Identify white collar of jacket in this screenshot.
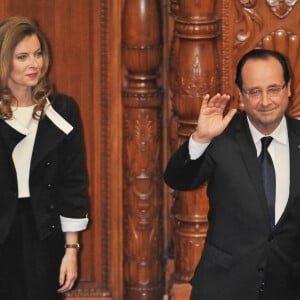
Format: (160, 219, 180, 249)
(5, 98, 74, 135)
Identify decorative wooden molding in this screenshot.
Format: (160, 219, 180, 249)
(235, 1, 263, 49)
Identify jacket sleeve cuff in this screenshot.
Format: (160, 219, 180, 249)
(60, 215, 89, 232)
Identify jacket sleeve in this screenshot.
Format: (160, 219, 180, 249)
(53, 95, 89, 220)
(164, 139, 214, 191)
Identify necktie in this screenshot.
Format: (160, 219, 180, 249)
(258, 136, 276, 226)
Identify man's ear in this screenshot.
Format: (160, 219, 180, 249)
(235, 84, 242, 95)
(287, 80, 292, 98)
(236, 85, 244, 108)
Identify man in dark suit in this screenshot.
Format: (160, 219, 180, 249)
(164, 49, 300, 300)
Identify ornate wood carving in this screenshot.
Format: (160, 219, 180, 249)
(235, 1, 263, 49)
(168, 0, 219, 281)
(258, 29, 300, 117)
(266, 0, 299, 18)
(122, 0, 164, 299)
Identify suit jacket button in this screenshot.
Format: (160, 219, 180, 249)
(257, 267, 264, 272)
(259, 282, 265, 292)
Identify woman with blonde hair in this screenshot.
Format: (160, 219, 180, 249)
(0, 16, 89, 300)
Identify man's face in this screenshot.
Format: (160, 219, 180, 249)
(239, 56, 291, 135)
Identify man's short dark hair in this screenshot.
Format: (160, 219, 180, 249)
(235, 49, 291, 91)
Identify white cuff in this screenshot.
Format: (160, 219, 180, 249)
(60, 215, 89, 232)
(189, 136, 209, 160)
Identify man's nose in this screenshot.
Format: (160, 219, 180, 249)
(260, 90, 272, 105)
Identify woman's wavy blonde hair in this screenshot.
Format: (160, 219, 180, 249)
(0, 16, 52, 120)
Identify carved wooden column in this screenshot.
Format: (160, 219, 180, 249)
(168, 0, 220, 281)
(122, 0, 164, 299)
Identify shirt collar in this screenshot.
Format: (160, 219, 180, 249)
(4, 98, 73, 135)
(4, 117, 31, 135)
(43, 98, 73, 135)
(247, 115, 288, 146)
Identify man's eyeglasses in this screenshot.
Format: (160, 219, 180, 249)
(241, 83, 287, 100)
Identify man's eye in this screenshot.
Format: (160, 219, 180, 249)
(268, 87, 281, 94)
(248, 89, 262, 96)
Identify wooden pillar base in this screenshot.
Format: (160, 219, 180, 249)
(165, 259, 192, 300)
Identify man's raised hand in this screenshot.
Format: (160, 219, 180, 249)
(192, 93, 237, 143)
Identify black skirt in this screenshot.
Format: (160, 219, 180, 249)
(0, 198, 65, 300)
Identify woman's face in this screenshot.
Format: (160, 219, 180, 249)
(7, 34, 43, 92)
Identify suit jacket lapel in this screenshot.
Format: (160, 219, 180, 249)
(0, 120, 25, 153)
(235, 113, 272, 226)
(278, 117, 300, 222)
(30, 116, 67, 171)
(0, 100, 73, 173)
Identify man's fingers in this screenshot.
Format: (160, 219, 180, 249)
(223, 108, 237, 125)
(200, 94, 210, 109)
(208, 93, 230, 108)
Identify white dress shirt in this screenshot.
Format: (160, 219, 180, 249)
(189, 116, 290, 224)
